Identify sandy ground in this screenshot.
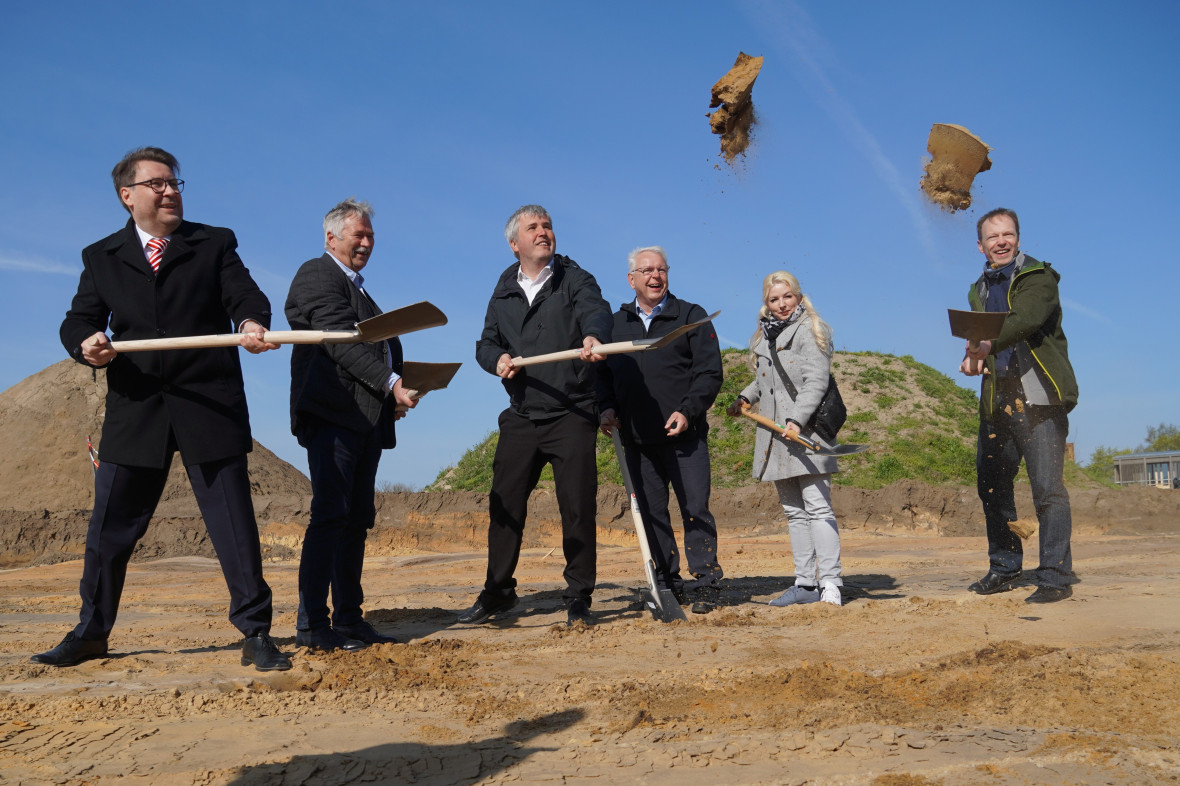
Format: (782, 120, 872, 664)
(2, 522, 1179, 785)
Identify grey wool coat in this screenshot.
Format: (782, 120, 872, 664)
(739, 315, 839, 481)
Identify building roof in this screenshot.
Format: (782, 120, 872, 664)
(1113, 450, 1180, 461)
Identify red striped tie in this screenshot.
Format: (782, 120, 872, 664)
(147, 237, 169, 273)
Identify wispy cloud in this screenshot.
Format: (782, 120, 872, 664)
(1061, 297, 1114, 325)
(739, 0, 939, 264)
(0, 253, 79, 276)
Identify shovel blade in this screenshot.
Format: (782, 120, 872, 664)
(356, 302, 448, 343)
(400, 361, 461, 396)
(948, 309, 1006, 342)
(639, 310, 721, 351)
(639, 587, 687, 622)
(825, 443, 871, 456)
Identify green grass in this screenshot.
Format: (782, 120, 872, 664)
(429, 349, 988, 493)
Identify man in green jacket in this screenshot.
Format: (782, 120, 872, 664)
(961, 208, 1078, 603)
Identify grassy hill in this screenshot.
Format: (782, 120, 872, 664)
(428, 349, 1100, 492)
(431, 349, 1014, 490)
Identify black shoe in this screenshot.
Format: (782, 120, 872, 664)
(334, 620, 399, 645)
(566, 598, 594, 627)
(1025, 585, 1073, 604)
(691, 584, 720, 615)
(295, 627, 368, 652)
(968, 571, 1023, 595)
(665, 574, 686, 604)
(30, 632, 108, 667)
(457, 593, 518, 624)
(241, 633, 292, 671)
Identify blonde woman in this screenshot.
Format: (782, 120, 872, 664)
(726, 271, 843, 606)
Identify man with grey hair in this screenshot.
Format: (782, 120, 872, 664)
(464, 205, 612, 626)
(598, 246, 724, 613)
(285, 198, 417, 651)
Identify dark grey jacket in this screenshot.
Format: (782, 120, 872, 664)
(475, 254, 612, 421)
(285, 254, 402, 448)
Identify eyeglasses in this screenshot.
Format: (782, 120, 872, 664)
(632, 267, 669, 278)
(127, 178, 185, 194)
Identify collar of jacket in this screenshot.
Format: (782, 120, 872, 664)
(492, 253, 577, 299)
(973, 252, 1045, 302)
(106, 218, 206, 273)
(620, 292, 681, 320)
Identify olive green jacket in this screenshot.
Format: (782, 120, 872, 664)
(967, 253, 1078, 421)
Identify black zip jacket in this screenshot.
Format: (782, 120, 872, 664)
(476, 254, 612, 421)
(597, 294, 722, 445)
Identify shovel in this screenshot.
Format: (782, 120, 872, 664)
(738, 403, 869, 456)
(948, 308, 1006, 354)
(610, 427, 688, 623)
(507, 311, 720, 369)
(109, 301, 448, 352)
(397, 361, 462, 412)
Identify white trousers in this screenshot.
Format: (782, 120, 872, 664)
(774, 474, 842, 587)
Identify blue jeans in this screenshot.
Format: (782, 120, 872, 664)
(976, 394, 1075, 588)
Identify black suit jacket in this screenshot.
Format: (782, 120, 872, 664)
(285, 254, 402, 448)
(60, 219, 272, 468)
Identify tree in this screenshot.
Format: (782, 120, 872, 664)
(1086, 445, 1132, 482)
(1142, 423, 1180, 453)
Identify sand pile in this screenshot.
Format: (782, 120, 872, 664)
(0, 359, 311, 566)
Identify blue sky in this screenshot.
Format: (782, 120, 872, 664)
(2, 1, 1178, 488)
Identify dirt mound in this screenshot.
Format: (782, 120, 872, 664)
(920, 123, 992, 212)
(0, 360, 310, 567)
(709, 51, 763, 164)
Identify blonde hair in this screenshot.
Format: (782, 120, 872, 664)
(747, 270, 833, 356)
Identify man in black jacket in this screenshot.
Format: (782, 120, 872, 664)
(285, 199, 417, 651)
(38, 147, 289, 671)
(598, 247, 724, 613)
(463, 205, 612, 626)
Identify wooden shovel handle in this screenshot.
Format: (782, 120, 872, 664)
(110, 330, 358, 352)
(737, 403, 823, 452)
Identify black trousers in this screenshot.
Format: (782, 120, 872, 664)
(625, 430, 722, 589)
(75, 453, 273, 640)
(296, 417, 383, 631)
(485, 409, 598, 603)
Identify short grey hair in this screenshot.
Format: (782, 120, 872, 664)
(504, 204, 551, 244)
(627, 246, 669, 273)
(324, 198, 375, 250)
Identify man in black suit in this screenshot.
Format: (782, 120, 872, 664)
(37, 147, 290, 671)
(285, 199, 416, 651)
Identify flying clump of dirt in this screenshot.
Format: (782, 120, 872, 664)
(709, 52, 764, 164)
(920, 123, 992, 211)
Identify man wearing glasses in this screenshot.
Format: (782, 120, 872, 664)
(36, 147, 291, 671)
(598, 247, 724, 613)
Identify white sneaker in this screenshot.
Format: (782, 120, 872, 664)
(820, 584, 842, 606)
(769, 585, 819, 606)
